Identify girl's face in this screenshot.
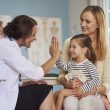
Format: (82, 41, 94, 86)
(80, 11, 98, 36)
(69, 39, 86, 62)
(24, 25, 37, 48)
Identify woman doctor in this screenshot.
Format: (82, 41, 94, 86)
(0, 15, 59, 110)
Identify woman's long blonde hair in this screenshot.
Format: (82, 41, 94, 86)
(80, 5, 107, 61)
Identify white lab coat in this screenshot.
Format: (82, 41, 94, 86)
(0, 37, 44, 110)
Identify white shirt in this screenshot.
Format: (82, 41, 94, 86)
(0, 37, 44, 110)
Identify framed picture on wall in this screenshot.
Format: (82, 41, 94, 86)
(0, 15, 12, 37)
(27, 17, 62, 66)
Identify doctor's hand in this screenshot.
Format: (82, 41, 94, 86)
(31, 80, 48, 85)
(22, 80, 47, 86)
(35, 80, 48, 84)
(49, 37, 60, 60)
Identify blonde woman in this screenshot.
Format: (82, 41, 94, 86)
(58, 5, 110, 110)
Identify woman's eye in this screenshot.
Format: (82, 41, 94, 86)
(86, 20, 91, 23)
(72, 45, 75, 48)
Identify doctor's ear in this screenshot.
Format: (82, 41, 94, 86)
(83, 47, 88, 54)
(21, 38, 26, 46)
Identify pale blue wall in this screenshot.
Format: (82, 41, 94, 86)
(0, 0, 69, 42)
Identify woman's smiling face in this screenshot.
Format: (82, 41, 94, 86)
(80, 11, 98, 36)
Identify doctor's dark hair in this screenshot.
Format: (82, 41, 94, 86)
(3, 15, 37, 40)
(70, 34, 96, 64)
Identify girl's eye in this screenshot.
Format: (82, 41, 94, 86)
(73, 46, 75, 49)
(69, 45, 71, 48)
(70, 45, 75, 49)
(32, 34, 36, 38)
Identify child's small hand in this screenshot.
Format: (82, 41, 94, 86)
(70, 79, 83, 89)
(72, 87, 84, 98)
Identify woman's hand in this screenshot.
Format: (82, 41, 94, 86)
(60, 77, 83, 89)
(68, 80, 84, 98)
(69, 79, 83, 89)
(41, 37, 60, 74)
(21, 80, 47, 86)
(72, 88, 84, 99)
(81, 88, 96, 97)
(32, 80, 48, 84)
(49, 37, 60, 60)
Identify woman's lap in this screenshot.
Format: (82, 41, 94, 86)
(15, 84, 53, 110)
(63, 96, 78, 110)
(63, 95, 106, 110)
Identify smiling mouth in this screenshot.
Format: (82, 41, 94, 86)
(70, 53, 75, 56)
(82, 28, 87, 31)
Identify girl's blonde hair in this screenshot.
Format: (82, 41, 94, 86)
(80, 5, 107, 61)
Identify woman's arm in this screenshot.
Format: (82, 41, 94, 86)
(81, 85, 106, 97)
(2, 37, 59, 81)
(41, 37, 60, 74)
(101, 47, 110, 94)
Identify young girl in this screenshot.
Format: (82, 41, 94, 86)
(55, 34, 100, 110)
